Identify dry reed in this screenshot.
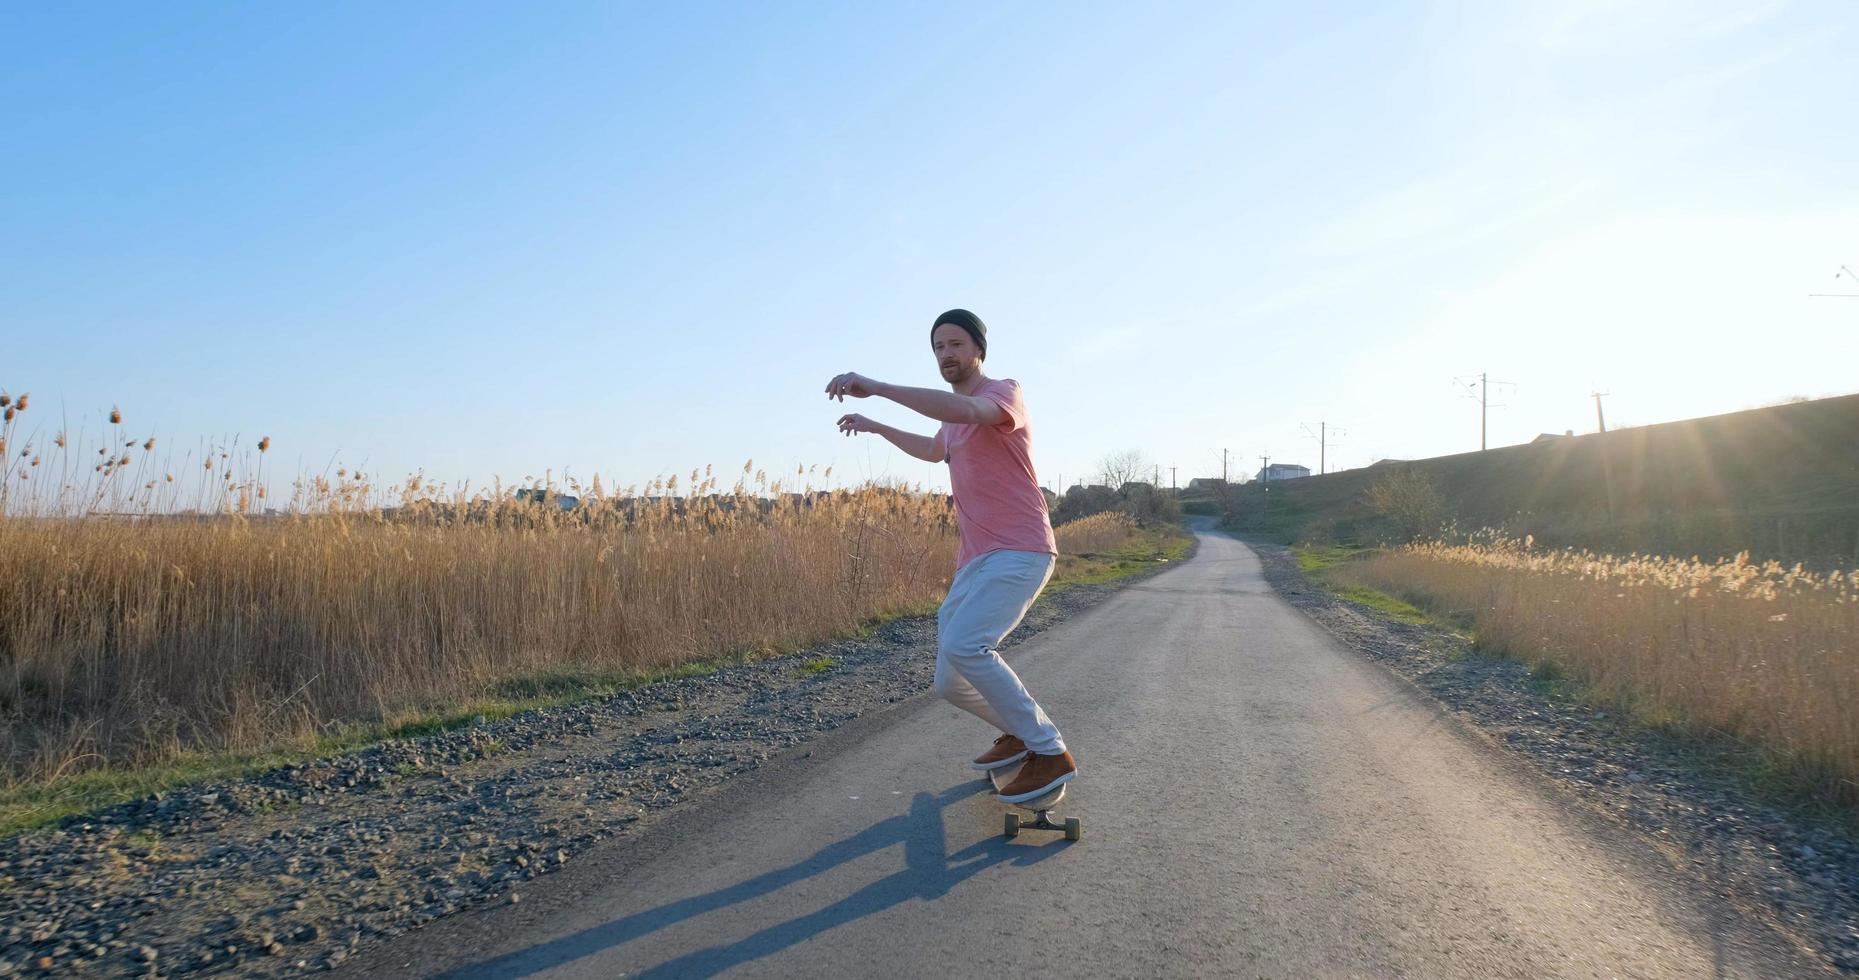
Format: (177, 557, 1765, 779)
(0, 395, 1165, 790)
(0, 476, 961, 786)
(1336, 534, 1858, 807)
(1053, 511, 1146, 555)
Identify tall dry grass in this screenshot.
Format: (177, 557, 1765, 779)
(1053, 511, 1144, 554)
(0, 474, 960, 786)
(0, 393, 277, 519)
(1336, 534, 1859, 807)
(0, 394, 1168, 792)
(0, 392, 969, 783)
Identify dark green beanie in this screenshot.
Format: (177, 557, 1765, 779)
(932, 309, 986, 357)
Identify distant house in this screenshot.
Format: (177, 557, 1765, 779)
(515, 488, 580, 510)
(1185, 477, 1228, 493)
(1256, 463, 1311, 482)
(1118, 481, 1156, 495)
(1531, 430, 1577, 443)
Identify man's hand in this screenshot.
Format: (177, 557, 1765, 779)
(837, 413, 881, 437)
(837, 413, 939, 461)
(824, 372, 883, 402)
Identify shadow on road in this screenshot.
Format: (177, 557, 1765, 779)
(437, 778, 1066, 979)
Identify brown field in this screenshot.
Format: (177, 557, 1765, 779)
(1333, 535, 1859, 808)
(1049, 510, 1145, 555)
(0, 470, 955, 784)
(0, 394, 1181, 811)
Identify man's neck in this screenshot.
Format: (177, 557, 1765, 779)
(950, 370, 991, 397)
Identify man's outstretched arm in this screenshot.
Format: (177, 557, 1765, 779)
(875, 381, 1005, 426)
(837, 413, 944, 462)
(825, 372, 1004, 426)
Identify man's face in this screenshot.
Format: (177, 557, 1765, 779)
(932, 323, 982, 385)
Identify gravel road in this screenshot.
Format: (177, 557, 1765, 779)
(327, 523, 1837, 978)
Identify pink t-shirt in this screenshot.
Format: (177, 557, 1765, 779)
(937, 378, 1058, 570)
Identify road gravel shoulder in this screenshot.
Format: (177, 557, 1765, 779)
(1245, 536, 1859, 975)
(0, 540, 1194, 979)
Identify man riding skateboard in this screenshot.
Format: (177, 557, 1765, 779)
(825, 309, 1077, 805)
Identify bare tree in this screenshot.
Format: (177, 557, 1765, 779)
(1362, 468, 1445, 543)
(1097, 449, 1149, 489)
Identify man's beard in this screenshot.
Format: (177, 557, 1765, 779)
(940, 360, 974, 384)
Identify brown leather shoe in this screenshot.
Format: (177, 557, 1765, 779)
(995, 750, 1077, 803)
(971, 734, 1029, 771)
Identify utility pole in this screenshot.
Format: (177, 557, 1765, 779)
(1256, 453, 1271, 518)
(1300, 421, 1346, 475)
(1170, 466, 1176, 492)
(1592, 392, 1618, 517)
(1457, 373, 1511, 451)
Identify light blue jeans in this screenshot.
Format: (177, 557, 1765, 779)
(933, 548, 1065, 755)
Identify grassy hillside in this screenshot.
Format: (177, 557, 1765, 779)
(1218, 392, 1859, 565)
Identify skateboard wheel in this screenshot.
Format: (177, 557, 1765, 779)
(1064, 817, 1082, 841)
(1004, 813, 1020, 838)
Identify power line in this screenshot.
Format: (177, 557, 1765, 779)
(1809, 264, 1859, 297)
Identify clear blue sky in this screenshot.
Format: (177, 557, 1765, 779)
(6, 1, 1854, 496)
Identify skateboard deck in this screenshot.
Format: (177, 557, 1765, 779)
(986, 761, 1081, 841)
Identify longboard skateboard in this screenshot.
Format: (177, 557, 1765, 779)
(987, 761, 1081, 841)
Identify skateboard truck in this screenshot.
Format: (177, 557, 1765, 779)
(987, 764, 1082, 841)
(1003, 807, 1081, 841)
